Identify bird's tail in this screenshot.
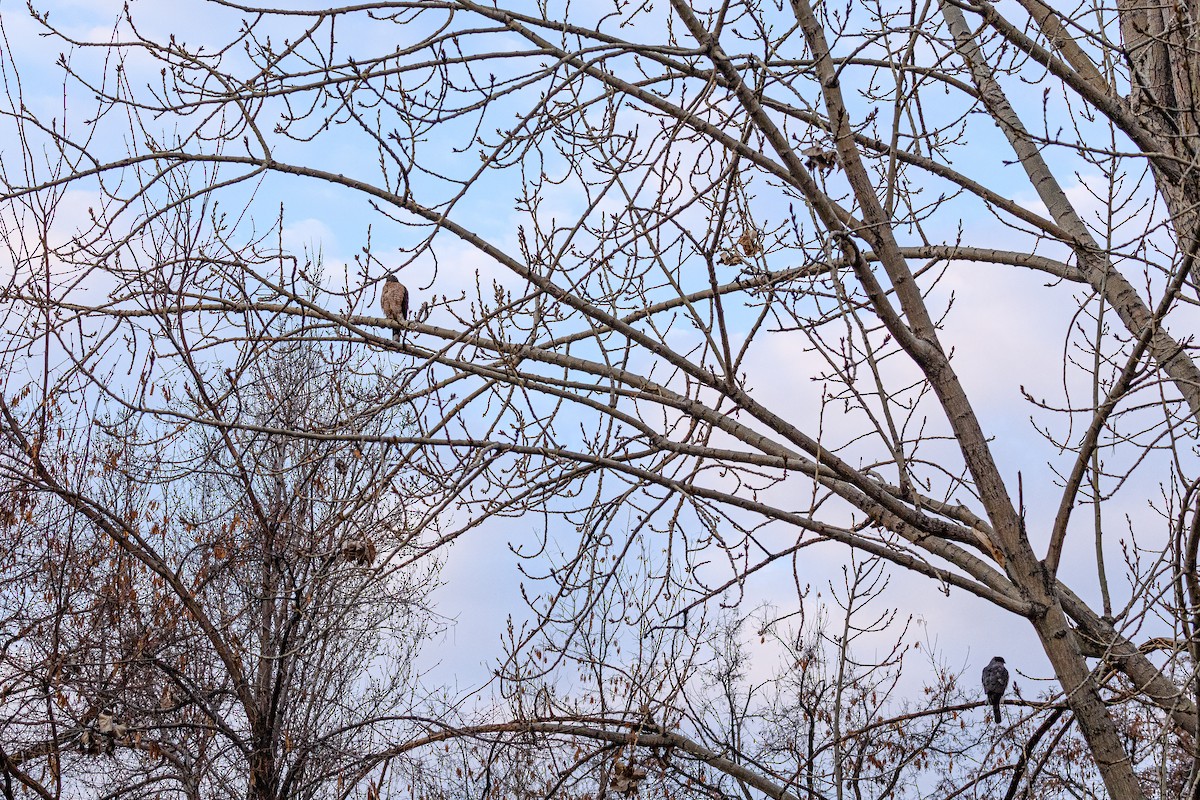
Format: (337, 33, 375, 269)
(393, 328, 401, 342)
(992, 698, 1001, 723)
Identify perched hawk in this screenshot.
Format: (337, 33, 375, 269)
(982, 656, 1009, 723)
(380, 273, 410, 340)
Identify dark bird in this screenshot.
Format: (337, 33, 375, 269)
(380, 273, 410, 340)
(982, 656, 1009, 723)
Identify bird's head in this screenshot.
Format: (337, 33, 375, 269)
(992, 656, 1006, 664)
(384, 272, 398, 283)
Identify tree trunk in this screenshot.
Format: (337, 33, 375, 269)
(1031, 593, 1143, 798)
(1118, 0, 1200, 285)
(249, 749, 277, 800)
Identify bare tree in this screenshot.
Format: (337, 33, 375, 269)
(0, 320, 438, 798)
(2, 0, 1200, 796)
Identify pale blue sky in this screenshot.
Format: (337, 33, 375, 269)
(1, 0, 1191, 728)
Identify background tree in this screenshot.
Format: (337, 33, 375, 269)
(2, 0, 1200, 796)
(0, 296, 438, 799)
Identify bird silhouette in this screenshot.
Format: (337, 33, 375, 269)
(380, 273, 410, 340)
(981, 656, 1009, 723)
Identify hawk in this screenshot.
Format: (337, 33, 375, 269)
(380, 273, 410, 340)
(982, 656, 1009, 723)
